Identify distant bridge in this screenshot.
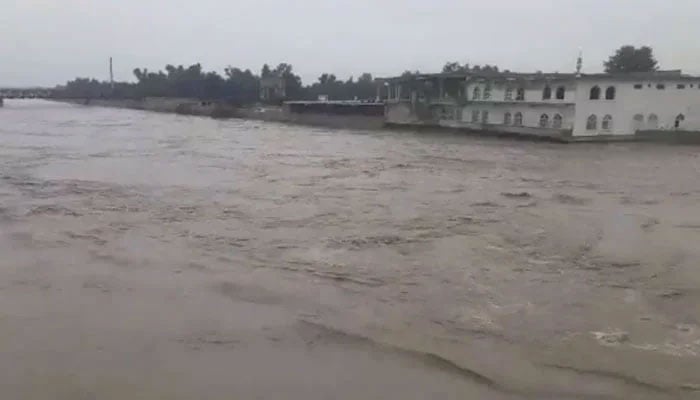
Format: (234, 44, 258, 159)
(0, 88, 55, 99)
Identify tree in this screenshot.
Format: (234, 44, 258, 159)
(357, 73, 373, 84)
(442, 62, 462, 73)
(303, 72, 378, 101)
(355, 73, 376, 99)
(224, 67, 259, 103)
(442, 62, 470, 73)
(273, 63, 303, 99)
(604, 45, 658, 73)
(401, 70, 420, 77)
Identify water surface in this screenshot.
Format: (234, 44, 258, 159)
(1, 100, 699, 399)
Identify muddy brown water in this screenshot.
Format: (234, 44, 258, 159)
(1, 100, 699, 399)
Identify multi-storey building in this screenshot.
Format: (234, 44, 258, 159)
(384, 70, 700, 140)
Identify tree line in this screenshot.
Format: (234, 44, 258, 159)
(56, 46, 659, 103)
(57, 62, 380, 104)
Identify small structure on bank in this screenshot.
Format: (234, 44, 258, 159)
(260, 74, 286, 103)
(382, 68, 700, 141)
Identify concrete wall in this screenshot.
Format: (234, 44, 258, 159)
(385, 101, 431, 125)
(175, 101, 222, 116)
(572, 79, 700, 137)
(439, 119, 570, 140)
(237, 106, 384, 129)
(56, 98, 383, 130)
(61, 98, 143, 109)
(65, 97, 198, 113)
(143, 97, 195, 113)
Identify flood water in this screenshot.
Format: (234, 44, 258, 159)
(1, 100, 699, 399)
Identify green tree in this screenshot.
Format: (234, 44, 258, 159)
(59, 78, 113, 98)
(132, 68, 169, 97)
(401, 70, 420, 77)
(441, 62, 499, 74)
(442, 62, 469, 73)
(303, 72, 378, 101)
(224, 67, 259, 103)
(355, 73, 376, 99)
(274, 63, 303, 99)
(604, 45, 659, 73)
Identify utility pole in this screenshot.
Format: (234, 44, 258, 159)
(109, 57, 114, 90)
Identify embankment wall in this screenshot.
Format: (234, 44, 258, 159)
(56, 98, 384, 130)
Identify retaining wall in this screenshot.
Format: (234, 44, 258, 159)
(56, 98, 384, 130)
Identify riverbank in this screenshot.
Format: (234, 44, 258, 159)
(55, 98, 386, 130)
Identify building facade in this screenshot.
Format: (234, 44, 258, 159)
(384, 70, 700, 140)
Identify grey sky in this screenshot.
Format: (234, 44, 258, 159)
(2, 0, 700, 87)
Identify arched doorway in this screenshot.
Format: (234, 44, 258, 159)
(553, 114, 563, 129)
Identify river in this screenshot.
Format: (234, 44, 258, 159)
(1, 100, 699, 399)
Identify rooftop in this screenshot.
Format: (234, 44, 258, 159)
(380, 70, 696, 83)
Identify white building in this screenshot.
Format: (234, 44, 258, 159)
(384, 70, 700, 140)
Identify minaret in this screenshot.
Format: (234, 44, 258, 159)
(576, 48, 583, 77)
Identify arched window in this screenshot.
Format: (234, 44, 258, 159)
(539, 114, 550, 128)
(482, 110, 489, 124)
(675, 114, 685, 129)
(586, 115, 597, 130)
(633, 114, 644, 130)
(483, 86, 491, 100)
(471, 109, 480, 122)
(648, 114, 658, 129)
(605, 86, 616, 100)
(473, 87, 481, 100)
(556, 86, 566, 100)
(542, 86, 552, 100)
(516, 88, 525, 101)
(504, 88, 513, 101)
(590, 86, 601, 100)
(553, 114, 563, 129)
(514, 112, 523, 126)
(504, 112, 512, 125)
(602, 115, 613, 130)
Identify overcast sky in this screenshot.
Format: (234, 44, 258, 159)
(2, 0, 700, 87)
